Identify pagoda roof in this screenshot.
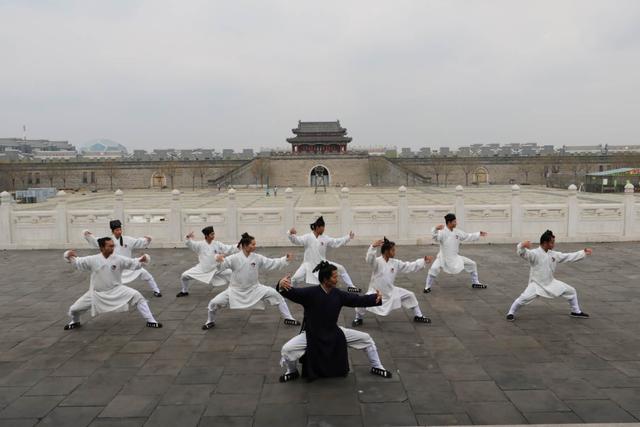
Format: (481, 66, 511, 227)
(292, 121, 347, 134)
(287, 135, 352, 144)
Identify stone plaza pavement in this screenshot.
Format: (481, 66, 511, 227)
(1, 243, 640, 426)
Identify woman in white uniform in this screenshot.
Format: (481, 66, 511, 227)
(202, 232, 300, 329)
(353, 237, 433, 326)
(507, 230, 592, 321)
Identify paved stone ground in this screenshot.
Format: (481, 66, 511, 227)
(1, 242, 640, 426)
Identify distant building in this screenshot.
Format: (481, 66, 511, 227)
(562, 145, 603, 155)
(287, 120, 352, 155)
(400, 147, 413, 158)
(418, 147, 431, 157)
(0, 138, 74, 153)
(80, 139, 127, 156)
(439, 147, 451, 156)
(240, 148, 254, 159)
(222, 149, 235, 159)
(33, 150, 77, 160)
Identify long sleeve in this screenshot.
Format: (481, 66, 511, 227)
(516, 243, 536, 263)
(395, 258, 426, 274)
(365, 245, 378, 266)
(431, 227, 442, 242)
(555, 250, 586, 264)
(258, 254, 289, 271)
(215, 255, 233, 271)
(129, 237, 150, 250)
(83, 232, 99, 248)
(326, 234, 350, 248)
(219, 242, 239, 256)
(276, 281, 310, 305)
(458, 230, 480, 242)
(120, 256, 144, 271)
(340, 291, 380, 308)
(185, 238, 199, 253)
(67, 254, 94, 272)
(287, 232, 305, 246)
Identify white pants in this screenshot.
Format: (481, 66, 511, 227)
(206, 287, 293, 323)
(508, 284, 581, 315)
(291, 262, 356, 288)
(139, 268, 160, 293)
(426, 256, 479, 288)
(181, 269, 232, 292)
(68, 293, 157, 324)
(280, 327, 383, 373)
(355, 288, 423, 319)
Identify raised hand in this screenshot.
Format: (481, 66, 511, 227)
(83, 230, 92, 237)
(349, 231, 355, 239)
(521, 240, 532, 249)
(138, 254, 149, 263)
(186, 231, 195, 239)
(289, 227, 297, 235)
(285, 253, 294, 261)
(144, 236, 152, 242)
(424, 255, 434, 263)
(67, 249, 77, 259)
(372, 239, 384, 248)
(279, 274, 292, 291)
(435, 224, 444, 231)
(584, 248, 593, 256)
(480, 231, 488, 237)
(215, 254, 225, 263)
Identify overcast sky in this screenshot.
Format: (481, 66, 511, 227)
(1, 0, 639, 151)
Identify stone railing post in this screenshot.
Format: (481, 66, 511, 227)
(623, 182, 635, 237)
(398, 186, 408, 240)
(455, 185, 465, 229)
(169, 189, 182, 244)
(567, 184, 578, 238)
(284, 188, 294, 235)
(339, 187, 352, 236)
(55, 190, 69, 245)
(114, 189, 124, 221)
(0, 191, 12, 246)
(227, 188, 238, 242)
(511, 184, 522, 238)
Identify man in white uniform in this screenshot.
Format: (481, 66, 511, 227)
(84, 220, 161, 297)
(202, 232, 300, 329)
(507, 230, 592, 321)
(177, 226, 238, 297)
(288, 216, 360, 292)
(353, 237, 433, 326)
(424, 213, 488, 293)
(63, 237, 162, 330)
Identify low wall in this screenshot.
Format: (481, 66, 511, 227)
(0, 184, 637, 250)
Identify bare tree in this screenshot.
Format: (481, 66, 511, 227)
(195, 165, 208, 189)
(162, 161, 178, 189)
(431, 158, 450, 186)
(104, 160, 119, 191)
(517, 164, 533, 184)
(250, 159, 271, 186)
(460, 160, 480, 186)
(368, 157, 387, 186)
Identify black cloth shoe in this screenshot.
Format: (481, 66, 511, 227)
(176, 291, 189, 297)
(279, 370, 300, 383)
(64, 322, 81, 330)
(414, 316, 431, 324)
(146, 322, 163, 328)
(570, 312, 590, 318)
(352, 318, 363, 327)
(348, 287, 362, 293)
(506, 314, 515, 322)
(153, 291, 162, 297)
(370, 367, 392, 378)
(202, 322, 215, 330)
(423, 288, 432, 294)
(471, 283, 487, 289)
(283, 319, 301, 326)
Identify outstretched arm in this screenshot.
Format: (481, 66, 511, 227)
(287, 228, 305, 246)
(218, 241, 240, 255)
(395, 258, 427, 274)
(341, 289, 382, 308)
(82, 230, 99, 248)
(121, 254, 148, 271)
(276, 275, 310, 305)
(556, 248, 589, 263)
(326, 232, 353, 248)
(258, 253, 291, 271)
(457, 229, 481, 242)
(64, 250, 93, 272)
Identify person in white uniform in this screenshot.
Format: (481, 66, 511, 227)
(202, 232, 300, 330)
(288, 216, 360, 292)
(353, 237, 433, 326)
(63, 237, 162, 330)
(84, 220, 162, 297)
(424, 213, 488, 293)
(506, 229, 592, 321)
(176, 226, 238, 297)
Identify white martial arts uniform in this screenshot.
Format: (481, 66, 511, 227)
(180, 238, 239, 292)
(287, 231, 356, 287)
(355, 245, 426, 320)
(206, 252, 294, 322)
(508, 243, 585, 315)
(280, 327, 383, 374)
(64, 251, 158, 324)
(84, 231, 160, 293)
(426, 226, 481, 289)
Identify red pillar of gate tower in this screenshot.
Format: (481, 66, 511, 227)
(287, 120, 352, 155)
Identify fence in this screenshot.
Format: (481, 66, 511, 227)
(0, 184, 637, 250)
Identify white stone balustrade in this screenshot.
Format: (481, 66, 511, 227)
(0, 185, 638, 249)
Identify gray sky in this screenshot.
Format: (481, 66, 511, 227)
(1, 0, 639, 151)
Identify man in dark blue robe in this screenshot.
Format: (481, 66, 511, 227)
(277, 261, 392, 382)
